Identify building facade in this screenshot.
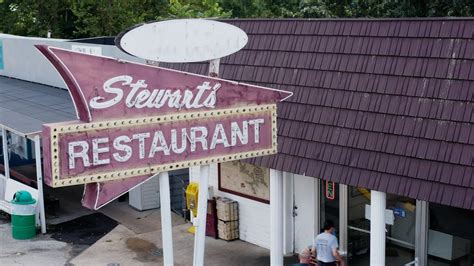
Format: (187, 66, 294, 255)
(171, 18, 474, 266)
(0, 18, 473, 266)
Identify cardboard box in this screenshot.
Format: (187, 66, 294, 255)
(218, 219, 239, 240)
(216, 197, 239, 221)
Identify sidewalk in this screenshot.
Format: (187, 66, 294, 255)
(1, 200, 287, 265)
(72, 201, 271, 265)
(0, 220, 72, 266)
(70, 222, 270, 266)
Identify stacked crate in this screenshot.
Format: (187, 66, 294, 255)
(216, 197, 239, 240)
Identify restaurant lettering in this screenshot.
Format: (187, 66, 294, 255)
(68, 118, 264, 170)
(90, 75, 220, 110)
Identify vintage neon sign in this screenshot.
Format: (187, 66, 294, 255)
(89, 76, 220, 110)
(37, 46, 291, 189)
(325, 180, 336, 200)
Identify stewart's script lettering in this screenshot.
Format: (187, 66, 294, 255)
(89, 75, 221, 110)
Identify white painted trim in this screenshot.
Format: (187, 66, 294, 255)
(314, 178, 321, 243)
(2, 127, 10, 179)
(34, 135, 46, 234)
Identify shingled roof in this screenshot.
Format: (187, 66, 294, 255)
(162, 18, 474, 210)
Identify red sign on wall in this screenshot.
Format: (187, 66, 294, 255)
(37, 46, 291, 189)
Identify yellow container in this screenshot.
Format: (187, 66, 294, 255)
(186, 182, 199, 216)
(186, 182, 199, 234)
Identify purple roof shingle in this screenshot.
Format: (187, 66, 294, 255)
(163, 18, 474, 210)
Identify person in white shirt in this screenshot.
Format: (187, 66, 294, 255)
(311, 220, 345, 266)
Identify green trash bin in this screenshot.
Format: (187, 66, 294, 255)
(11, 190, 37, 240)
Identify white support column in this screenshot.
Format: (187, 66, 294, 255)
(339, 184, 348, 256)
(190, 58, 220, 266)
(270, 169, 284, 266)
(2, 127, 10, 179)
(193, 165, 209, 266)
(282, 172, 294, 255)
(34, 135, 46, 234)
(415, 200, 429, 266)
(158, 172, 174, 265)
(370, 190, 386, 266)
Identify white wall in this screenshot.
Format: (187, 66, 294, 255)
(0, 34, 144, 88)
(207, 163, 271, 249)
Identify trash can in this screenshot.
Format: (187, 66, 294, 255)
(11, 190, 37, 240)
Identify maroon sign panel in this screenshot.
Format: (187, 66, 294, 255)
(36, 46, 289, 122)
(37, 46, 291, 209)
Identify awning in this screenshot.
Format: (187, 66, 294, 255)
(0, 76, 76, 137)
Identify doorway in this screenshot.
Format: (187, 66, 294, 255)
(347, 187, 417, 266)
(293, 174, 318, 253)
(320, 180, 340, 238)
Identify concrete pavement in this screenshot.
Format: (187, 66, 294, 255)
(1, 200, 278, 266)
(71, 209, 271, 266)
(0, 221, 73, 266)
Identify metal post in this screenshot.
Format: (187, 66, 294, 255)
(415, 200, 429, 266)
(208, 59, 220, 77)
(2, 127, 10, 179)
(314, 178, 321, 239)
(191, 57, 221, 266)
(159, 172, 174, 265)
(339, 184, 348, 256)
(270, 169, 284, 265)
(145, 57, 174, 265)
(34, 135, 46, 234)
(193, 165, 209, 266)
(370, 190, 386, 266)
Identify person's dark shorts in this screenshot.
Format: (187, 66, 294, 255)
(317, 262, 336, 266)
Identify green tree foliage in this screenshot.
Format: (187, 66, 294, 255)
(298, 0, 474, 18)
(0, 0, 75, 38)
(165, 0, 231, 18)
(0, 0, 473, 38)
(70, 0, 168, 37)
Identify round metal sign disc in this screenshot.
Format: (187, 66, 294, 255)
(116, 19, 248, 63)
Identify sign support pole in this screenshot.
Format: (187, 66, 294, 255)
(2, 127, 10, 179)
(192, 58, 220, 266)
(146, 59, 175, 265)
(193, 165, 210, 266)
(34, 135, 46, 234)
(158, 171, 174, 265)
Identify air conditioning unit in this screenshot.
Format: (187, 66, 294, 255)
(129, 176, 160, 211)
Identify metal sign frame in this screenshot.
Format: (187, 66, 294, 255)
(45, 105, 277, 187)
